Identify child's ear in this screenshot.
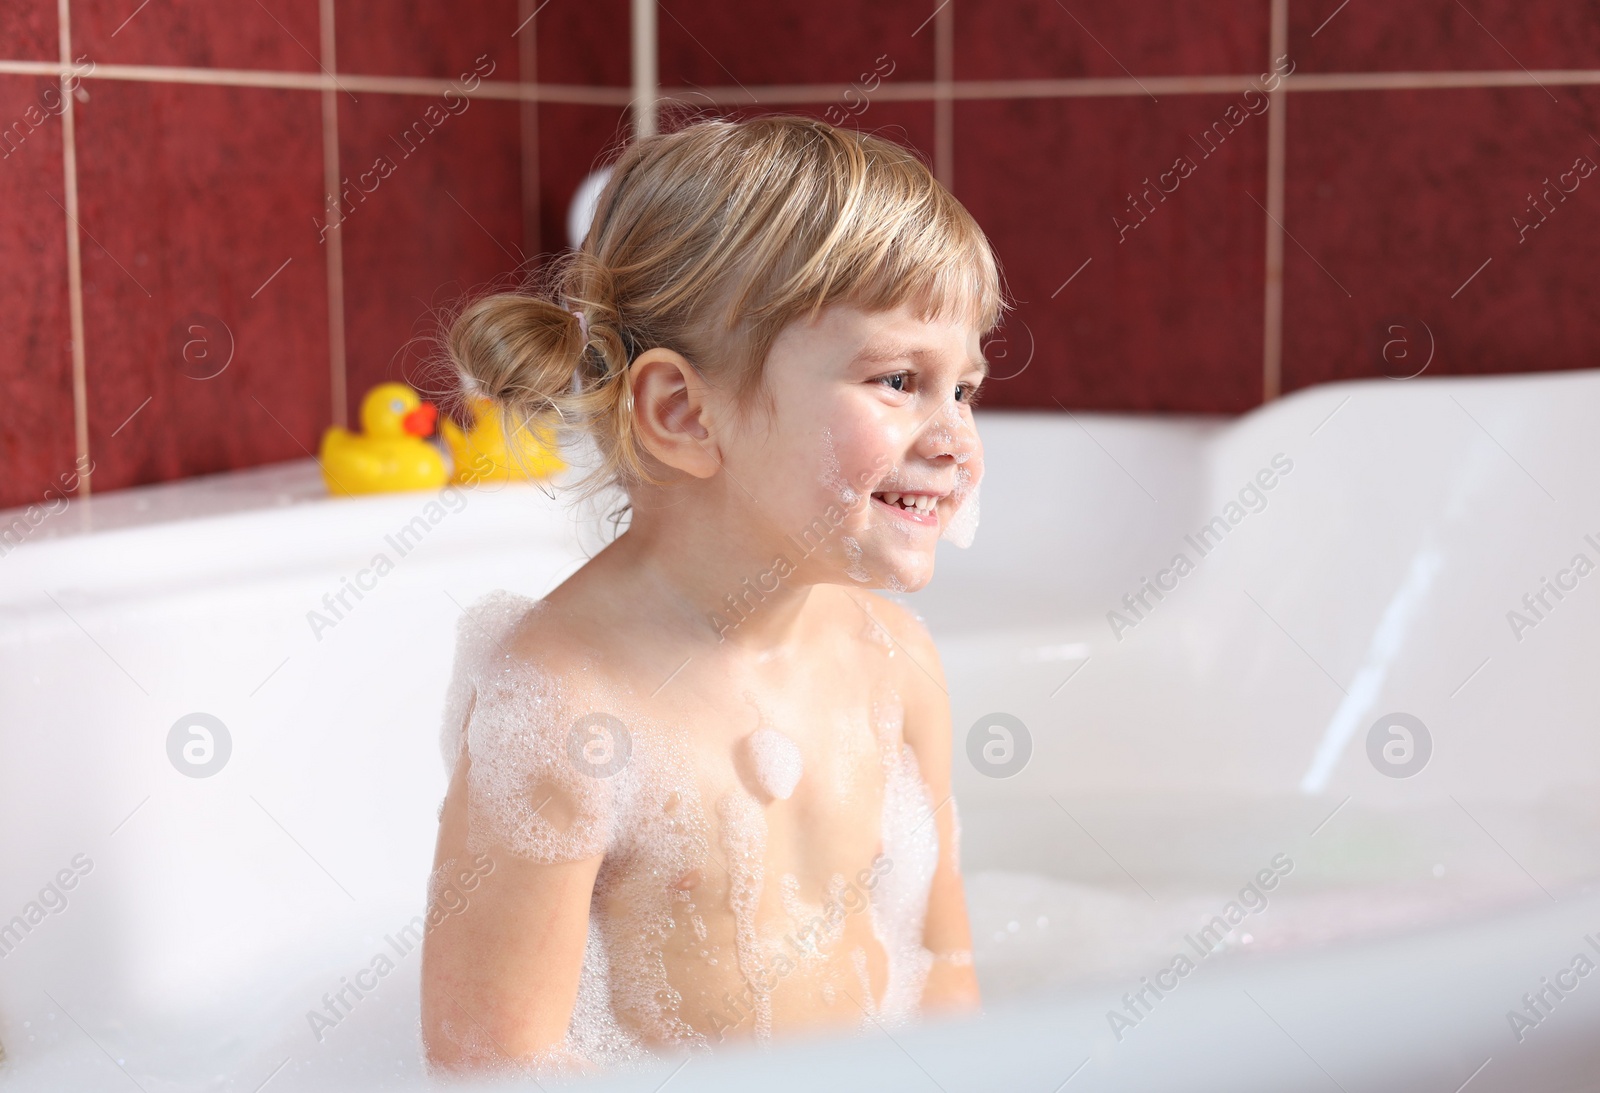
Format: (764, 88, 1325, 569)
(629, 347, 723, 480)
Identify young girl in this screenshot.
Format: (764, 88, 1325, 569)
(421, 113, 1002, 1076)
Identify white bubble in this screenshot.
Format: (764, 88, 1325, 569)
(746, 726, 804, 800)
(939, 466, 980, 549)
(817, 426, 859, 507)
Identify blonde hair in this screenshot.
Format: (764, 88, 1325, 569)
(443, 113, 1005, 521)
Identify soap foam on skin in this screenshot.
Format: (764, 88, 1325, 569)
(439, 591, 710, 1071)
(866, 686, 942, 1024)
(848, 947, 877, 1020)
(780, 872, 849, 965)
(940, 467, 980, 549)
(716, 791, 773, 1041)
(746, 726, 804, 800)
(839, 534, 873, 584)
(437, 589, 950, 1071)
(817, 426, 861, 508)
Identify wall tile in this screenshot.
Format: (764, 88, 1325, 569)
(1282, 87, 1600, 392)
(537, 101, 632, 255)
(955, 95, 1267, 413)
(535, 0, 631, 86)
(658, 0, 934, 88)
(71, 0, 321, 71)
(335, 0, 521, 80)
(74, 82, 330, 491)
(338, 91, 526, 421)
(671, 98, 936, 159)
(535, 100, 936, 264)
(0, 74, 75, 512)
(1290, 1, 1600, 74)
(0, 0, 56, 62)
(958, 0, 1270, 83)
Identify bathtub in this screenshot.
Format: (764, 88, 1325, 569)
(1, 370, 1597, 1092)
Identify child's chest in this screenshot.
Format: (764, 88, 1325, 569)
(591, 643, 921, 1040)
(638, 653, 908, 884)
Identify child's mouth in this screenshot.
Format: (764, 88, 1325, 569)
(870, 491, 941, 527)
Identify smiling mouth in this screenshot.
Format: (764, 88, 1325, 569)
(870, 490, 943, 526)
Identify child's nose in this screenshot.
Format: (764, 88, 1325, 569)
(913, 396, 980, 462)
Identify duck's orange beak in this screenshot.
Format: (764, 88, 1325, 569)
(402, 402, 438, 437)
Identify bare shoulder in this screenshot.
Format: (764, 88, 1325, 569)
(496, 590, 625, 693)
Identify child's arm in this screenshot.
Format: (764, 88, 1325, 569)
(869, 594, 982, 1015)
(421, 737, 603, 1071)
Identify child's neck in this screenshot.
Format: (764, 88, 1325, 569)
(597, 514, 830, 656)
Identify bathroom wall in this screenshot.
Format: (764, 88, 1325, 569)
(3, 0, 1598, 509)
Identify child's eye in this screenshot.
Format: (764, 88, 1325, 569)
(876, 371, 985, 408)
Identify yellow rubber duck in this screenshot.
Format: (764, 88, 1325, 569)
(318, 383, 448, 496)
(440, 394, 566, 484)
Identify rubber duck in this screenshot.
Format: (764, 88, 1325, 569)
(440, 394, 565, 485)
(318, 383, 448, 496)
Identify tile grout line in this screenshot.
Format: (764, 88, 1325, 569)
(934, 0, 954, 189)
(631, 0, 657, 138)
(319, 0, 348, 429)
(1262, 0, 1289, 403)
(518, 0, 541, 263)
(57, 0, 90, 499)
(6, 60, 1600, 101)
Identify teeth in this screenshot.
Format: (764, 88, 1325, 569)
(876, 492, 938, 513)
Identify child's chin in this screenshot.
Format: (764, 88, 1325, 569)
(840, 559, 935, 594)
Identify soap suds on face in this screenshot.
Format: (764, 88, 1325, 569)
(940, 477, 980, 548)
(817, 426, 861, 508)
(839, 534, 873, 583)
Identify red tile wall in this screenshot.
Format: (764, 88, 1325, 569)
(74, 81, 330, 490)
(1283, 86, 1600, 390)
(0, 71, 76, 502)
(3, 1, 1597, 509)
(71, 0, 322, 71)
(957, 93, 1268, 413)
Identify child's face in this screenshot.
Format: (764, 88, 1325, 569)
(730, 301, 986, 594)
